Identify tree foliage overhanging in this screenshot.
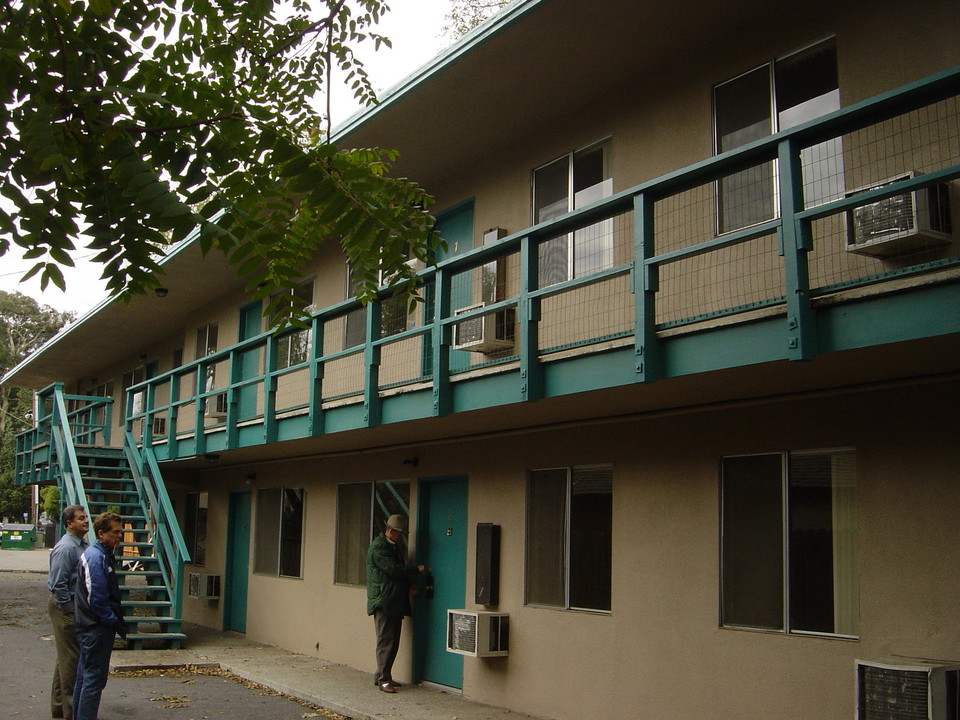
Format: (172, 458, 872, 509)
(0, 0, 441, 325)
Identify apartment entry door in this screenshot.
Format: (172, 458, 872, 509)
(414, 477, 467, 689)
(223, 491, 251, 633)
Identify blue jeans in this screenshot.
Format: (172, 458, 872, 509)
(73, 624, 115, 720)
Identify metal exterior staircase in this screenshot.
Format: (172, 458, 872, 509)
(14, 384, 190, 651)
(75, 445, 186, 649)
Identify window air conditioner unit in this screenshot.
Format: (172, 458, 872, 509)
(446, 610, 509, 657)
(452, 303, 515, 354)
(846, 172, 952, 258)
(856, 657, 960, 720)
(188, 572, 221, 599)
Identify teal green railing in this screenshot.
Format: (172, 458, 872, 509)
(124, 431, 191, 620)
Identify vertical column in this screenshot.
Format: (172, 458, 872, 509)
(432, 269, 452, 416)
(778, 138, 816, 361)
(633, 192, 661, 382)
(308, 315, 325, 436)
(363, 298, 382, 428)
(519, 235, 544, 402)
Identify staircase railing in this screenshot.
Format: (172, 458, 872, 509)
(124, 431, 191, 620)
(46, 384, 97, 543)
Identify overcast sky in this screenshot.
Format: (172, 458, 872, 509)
(0, 0, 452, 314)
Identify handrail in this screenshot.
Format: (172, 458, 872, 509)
(106, 63, 960, 449)
(48, 384, 94, 544)
(124, 431, 190, 620)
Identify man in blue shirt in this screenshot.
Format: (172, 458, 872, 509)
(47, 504, 88, 719)
(72, 512, 127, 720)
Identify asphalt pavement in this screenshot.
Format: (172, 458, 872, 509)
(0, 548, 541, 720)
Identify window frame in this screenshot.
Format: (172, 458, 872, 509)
(532, 139, 614, 286)
(184, 491, 208, 567)
(253, 487, 305, 579)
(269, 279, 315, 370)
(719, 447, 859, 638)
(712, 36, 841, 235)
(334, 479, 411, 587)
(524, 464, 613, 613)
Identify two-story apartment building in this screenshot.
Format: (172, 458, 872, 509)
(6, 0, 960, 718)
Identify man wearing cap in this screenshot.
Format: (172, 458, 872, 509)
(47, 504, 89, 719)
(366, 513, 425, 693)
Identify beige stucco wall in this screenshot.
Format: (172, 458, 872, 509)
(174, 376, 960, 720)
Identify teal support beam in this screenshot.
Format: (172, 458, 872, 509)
(193, 361, 207, 456)
(364, 299, 382, 428)
(308, 316, 325, 436)
(225, 349, 240, 449)
(519, 234, 544, 402)
(264, 333, 279, 444)
(634, 191, 661, 382)
(167, 372, 179, 449)
(432, 269, 452, 416)
(778, 137, 816, 361)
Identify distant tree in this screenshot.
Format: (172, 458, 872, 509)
(0, 291, 74, 520)
(39, 486, 60, 521)
(442, 0, 511, 39)
(1, 0, 441, 327)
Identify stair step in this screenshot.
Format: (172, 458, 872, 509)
(123, 615, 178, 623)
(118, 569, 163, 577)
(123, 632, 187, 641)
(121, 600, 171, 607)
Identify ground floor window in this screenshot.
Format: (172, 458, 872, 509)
(254, 487, 305, 578)
(184, 491, 208, 566)
(721, 448, 858, 636)
(525, 464, 612, 611)
(335, 480, 411, 585)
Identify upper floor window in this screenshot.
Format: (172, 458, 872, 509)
(714, 38, 842, 233)
(344, 264, 412, 349)
(526, 464, 612, 612)
(270, 280, 315, 369)
(121, 365, 147, 423)
(195, 322, 223, 415)
(534, 141, 613, 286)
(720, 448, 858, 637)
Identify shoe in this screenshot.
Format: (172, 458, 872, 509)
(386, 680, 402, 688)
(52, 710, 64, 719)
(379, 682, 398, 693)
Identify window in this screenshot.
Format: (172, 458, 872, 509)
(89, 380, 114, 429)
(184, 491, 208, 566)
(721, 448, 858, 636)
(335, 480, 411, 585)
(344, 265, 411, 349)
(121, 366, 146, 424)
(714, 38, 842, 233)
(254, 487, 305, 578)
(270, 280, 315, 370)
(534, 142, 613, 286)
(195, 323, 223, 415)
(525, 464, 612, 611)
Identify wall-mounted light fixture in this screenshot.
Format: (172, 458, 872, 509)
(155, 287, 169, 298)
(204, 453, 220, 464)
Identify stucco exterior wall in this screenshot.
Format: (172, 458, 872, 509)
(173, 376, 959, 720)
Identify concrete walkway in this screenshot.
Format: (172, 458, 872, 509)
(1, 548, 542, 720)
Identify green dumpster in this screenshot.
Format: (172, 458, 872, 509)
(0, 524, 37, 550)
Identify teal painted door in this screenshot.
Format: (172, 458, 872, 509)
(224, 491, 251, 632)
(414, 477, 467, 688)
(424, 202, 474, 376)
(237, 301, 262, 421)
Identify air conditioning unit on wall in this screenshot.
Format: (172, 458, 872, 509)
(856, 657, 960, 720)
(452, 303, 515, 354)
(188, 573, 221, 599)
(846, 171, 953, 258)
(446, 610, 509, 657)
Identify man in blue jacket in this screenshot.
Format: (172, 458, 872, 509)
(72, 512, 127, 720)
(47, 504, 89, 719)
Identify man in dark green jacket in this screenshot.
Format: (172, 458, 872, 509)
(366, 514, 425, 693)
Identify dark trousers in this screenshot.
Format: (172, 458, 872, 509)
(49, 595, 80, 718)
(73, 624, 115, 720)
(373, 610, 403, 686)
